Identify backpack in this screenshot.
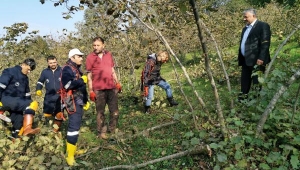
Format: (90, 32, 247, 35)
(58, 63, 80, 114)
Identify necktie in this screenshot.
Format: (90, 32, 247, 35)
(241, 25, 252, 56)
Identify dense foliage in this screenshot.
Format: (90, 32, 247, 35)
(0, 0, 300, 169)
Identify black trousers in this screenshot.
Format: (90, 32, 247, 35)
(240, 62, 265, 95)
(43, 94, 61, 115)
(2, 96, 32, 133)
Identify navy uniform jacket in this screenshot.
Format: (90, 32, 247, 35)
(36, 66, 62, 114)
(61, 60, 88, 105)
(142, 53, 164, 86)
(0, 65, 32, 110)
(36, 66, 61, 101)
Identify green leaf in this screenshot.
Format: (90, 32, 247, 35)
(209, 143, 219, 149)
(217, 153, 227, 162)
(259, 163, 271, 169)
(8, 160, 16, 166)
(190, 137, 200, 145)
(291, 155, 299, 169)
(178, 3, 188, 13)
(234, 150, 243, 160)
(234, 120, 244, 126)
(173, 113, 180, 120)
(199, 130, 207, 138)
(184, 131, 194, 137)
(63, 15, 72, 20)
(213, 164, 221, 170)
(237, 159, 247, 168)
(258, 77, 265, 84)
(266, 152, 281, 163)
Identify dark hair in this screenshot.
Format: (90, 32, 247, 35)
(23, 58, 36, 71)
(47, 55, 57, 61)
(93, 36, 105, 43)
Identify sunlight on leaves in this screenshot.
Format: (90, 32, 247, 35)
(116, 155, 122, 160)
(237, 159, 247, 168)
(258, 77, 265, 84)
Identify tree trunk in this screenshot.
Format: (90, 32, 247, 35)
(197, 16, 234, 109)
(189, 0, 228, 139)
(256, 69, 300, 136)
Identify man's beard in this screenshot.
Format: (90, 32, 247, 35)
(94, 49, 102, 54)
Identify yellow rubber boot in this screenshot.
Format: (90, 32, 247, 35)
(66, 142, 76, 166)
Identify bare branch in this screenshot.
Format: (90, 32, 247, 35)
(257, 69, 300, 135)
(99, 145, 212, 170)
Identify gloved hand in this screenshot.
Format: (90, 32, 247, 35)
(0, 102, 2, 107)
(29, 101, 39, 112)
(143, 86, 149, 97)
(115, 83, 122, 93)
(90, 91, 96, 102)
(83, 102, 90, 111)
(36, 90, 42, 96)
(81, 75, 88, 84)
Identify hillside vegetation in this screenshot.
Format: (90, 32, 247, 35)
(1, 0, 300, 169)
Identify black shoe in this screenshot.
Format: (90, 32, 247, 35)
(167, 97, 178, 107)
(144, 106, 151, 114)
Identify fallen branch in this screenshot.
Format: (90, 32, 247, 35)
(130, 121, 178, 138)
(76, 145, 133, 158)
(99, 144, 212, 170)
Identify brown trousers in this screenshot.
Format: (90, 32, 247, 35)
(95, 89, 119, 134)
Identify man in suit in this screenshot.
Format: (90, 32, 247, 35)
(238, 8, 271, 101)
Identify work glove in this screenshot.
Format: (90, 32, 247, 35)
(0, 102, 2, 107)
(143, 86, 149, 97)
(56, 112, 66, 121)
(36, 90, 42, 96)
(29, 101, 39, 112)
(83, 102, 90, 111)
(115, 83, 122, 93)
(81, 75, 88, 84)
(90, 91, 96, 102)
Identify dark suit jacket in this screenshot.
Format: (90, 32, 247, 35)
(238, 20, 271, 66)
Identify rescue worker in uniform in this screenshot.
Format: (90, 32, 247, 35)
(0, 58, 40, 139)
(61, 48, 90, 166)
(142, 51, 178, 114)
(36, 55, 64, 132)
